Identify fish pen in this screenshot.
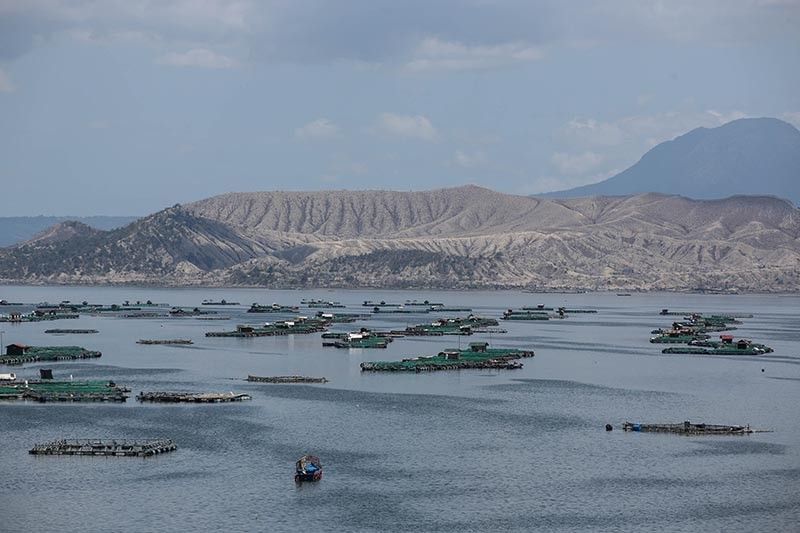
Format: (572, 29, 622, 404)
(247, 303, 300, 313)
(136, 391, 252, 403)
(502, 310, 552, 321)
(662, 339, 773, 355)
(247, 375, 329, 384)
(0, 313, 79, 323)
(397, 316, 499, 336)
(44, 329, 99, 334)
(136, 339, 194, 345)
(360, 344, 535, 373)
(622, 421, 757, 435)
(0, 345, 102, 366)
(30, 438, 177, 457)
(0, 380, 129, 402)
(206, 319, 329, 337)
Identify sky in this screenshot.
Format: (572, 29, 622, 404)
(0, 0, 798, 216)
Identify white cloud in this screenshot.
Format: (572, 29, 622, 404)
(294, 118, 339, 140)
(378, 113, 438, 141)
(551, 151, 605, 176)
(526, 167, 623, 195)
(453, 149, 487, 168)
(558, 110, 751, 150)
(782, 111, 800, 128)
(156, 48, 239, 69)
(406, 37, 544, 71)
(0, 69, 15, 92)
(547, 109, 755, 185)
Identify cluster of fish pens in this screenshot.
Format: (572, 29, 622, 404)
(649, 309, 773, 355)
(1, 294, 774, 476)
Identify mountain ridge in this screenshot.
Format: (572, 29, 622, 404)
(1, 187, 798, 291)
(0, 216, 138, 248)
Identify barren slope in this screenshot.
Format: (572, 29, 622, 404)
(1, 187, 799, 291)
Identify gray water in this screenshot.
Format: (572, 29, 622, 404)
(1, 286, 799, 532)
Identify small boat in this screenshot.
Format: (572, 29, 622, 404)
(295, 455, 322, 482)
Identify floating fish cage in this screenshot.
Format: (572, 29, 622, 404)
(30, 438, 177, 457)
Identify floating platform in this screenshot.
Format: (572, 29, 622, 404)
(30, 438, 176, 457)
(622, 421, 757, 435)
(201, 299, 239, 305)
(44, 329, 99, 334)
(247, 303, 300, 313)
(397, 316, 499, 336)
(360, 343, 534, 373)
(322, 331, 390, 348)
(303, 299, 346, 308)
(649, 333, 709, 344)
(1, 345, 102, 366)
(136, 391, 251, 403)
(206, 318, 328, 337)
(137, 339, 194, 345)
(0, 313, 79, 323)
(169, 307, 216, 317)
(502, 310, 552, 321)
(659, 309, 754, 319)
(363, 301, 403, 307)
(247, 375, 329, 384)
(662, 338, 773, 355)
(315, 311, 363, 323)
(370, 306, 428, 314)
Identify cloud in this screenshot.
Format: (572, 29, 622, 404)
(4, 1, 797, 65)
(378, 113, 438, 141)
(551, 151, 605, 176)
(558, 110, 751, 150)
(782, 111, 800, 128)
(453, 149, 487, 168)
(294, 118, 339, 140)
(406, 37, 544, 71)
(526, 167, 623, 195)
(0, 68, 14, 92)
(156, 48, 239, 68)
(548, 109, 753, 184)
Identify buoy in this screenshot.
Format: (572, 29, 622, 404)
(605, 424, 613, 431)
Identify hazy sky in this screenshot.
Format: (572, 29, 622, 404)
(1, 0, 798, 215)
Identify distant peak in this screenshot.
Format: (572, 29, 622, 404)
(22, 220, 101, 247)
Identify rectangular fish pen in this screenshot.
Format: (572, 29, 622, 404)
(622, 421, 755, 435)
(30, 438, 176, 457)
(0, 380, 129, 402)
(360, 345, 535, 373)
(0, 346, 102, 366)
(136, 391, 252, 403)
(247, 375, 329, 384)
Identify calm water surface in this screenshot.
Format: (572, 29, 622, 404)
(1, 286, 799, 532)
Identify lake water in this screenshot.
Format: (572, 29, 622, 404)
(1, 286, 799, 532)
